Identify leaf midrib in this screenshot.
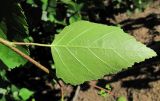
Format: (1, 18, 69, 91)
(52, 44, 145, 52)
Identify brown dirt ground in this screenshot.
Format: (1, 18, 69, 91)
(61, 1, 160, 101)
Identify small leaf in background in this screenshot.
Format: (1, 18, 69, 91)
(69, 13, 82, 24)
(0, 88, 7, 95)
(26, 0, 37, 7)
(41, 0, 48, 11)
(105, 84, 112, 90)
(19, 88, 34, 101)
(51, 21, 157, 85)
(11, 85, 21, 100)
(11, 85, 19, 93)
(32, 98, 36, 101)
(98, 90, 108, 97)
(0, 67, 8, 80)
(117, 96, 127, 101)
(13, 91, 21, 101)
(41, 0, 57, 22)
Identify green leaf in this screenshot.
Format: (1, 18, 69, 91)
(98, 90, 108, 97)
(11, 85, 21, 100)
(0, 88, 7, 95)
(19, 88, 34, 101)
(51, 21, 156, 85)
(105, 84, 111, 90)
(26, 0, 35, 4)
(13, 91, 21, 101)
(61, 0, 82, 12)
(6, 3, 29, 41)
(0, 26, 28, 69)
(41, 0, 57, 22)
(0, 3, 29, 69)
(11, 85, 19, 93)
(69, 13, 81, 24)
(41, 0, 48, 11)
(26, 0, 37, 7)
(117, 96, 127, 101)
(0, 67, 8, 80)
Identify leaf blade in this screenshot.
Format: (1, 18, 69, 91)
(51, 21, 157, 85)
(0, 3, 29, 68)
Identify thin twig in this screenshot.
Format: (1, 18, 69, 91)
(11, 42, 52, 47)
(72, 86, 80, 101)
(0, 38, 49, 74)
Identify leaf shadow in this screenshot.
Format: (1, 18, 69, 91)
(81, 0, 134, 25)
(120, 13, 160, 34)
(34, 89, 61, 101)
(0, 61, 10, 88)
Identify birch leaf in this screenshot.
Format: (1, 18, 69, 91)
(51, 21, 156, 85)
